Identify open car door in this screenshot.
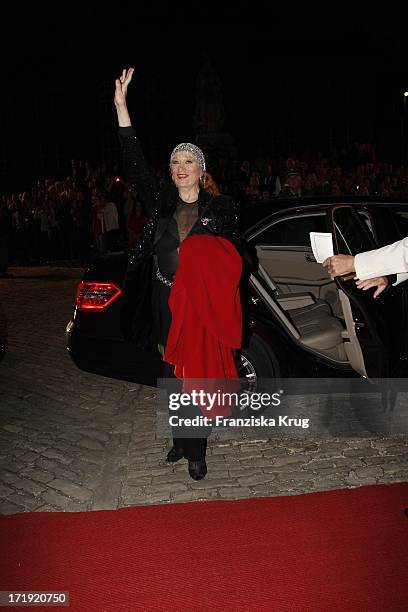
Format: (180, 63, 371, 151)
(329, 205, 393, 378)
(252, 211, 342, 316)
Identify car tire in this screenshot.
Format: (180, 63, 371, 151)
(237, 333, 280, 383)
(236, 335, 282, 417)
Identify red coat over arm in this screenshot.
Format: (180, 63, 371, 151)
(164, 234, 242, 381)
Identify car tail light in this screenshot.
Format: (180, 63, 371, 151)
(75, 281, 122, 311)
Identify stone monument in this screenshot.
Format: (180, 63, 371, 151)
(194, 58, 236, 158)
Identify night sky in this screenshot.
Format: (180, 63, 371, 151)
(1, 4, 408, 192)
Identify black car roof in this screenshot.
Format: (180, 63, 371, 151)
(240, 196, 408, 237)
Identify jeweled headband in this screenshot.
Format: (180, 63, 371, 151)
(170, 143, 206, 174)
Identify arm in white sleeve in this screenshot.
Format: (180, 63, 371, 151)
(354, 237, 408, 280)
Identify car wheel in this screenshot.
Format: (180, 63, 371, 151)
(236, 334, 280, 391)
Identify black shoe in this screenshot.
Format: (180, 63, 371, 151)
(188, 459, 207, 480)
(166, 447, 184, 463)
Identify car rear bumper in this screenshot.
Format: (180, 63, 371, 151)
(66, 320, 162, 386)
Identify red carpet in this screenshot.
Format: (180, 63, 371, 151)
(1, 483, 407, 611)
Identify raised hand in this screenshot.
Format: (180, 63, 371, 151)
(114, 68, 134, 108)
(114, 68, 134, 127)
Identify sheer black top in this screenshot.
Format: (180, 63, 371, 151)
(155, 200, 198, 277)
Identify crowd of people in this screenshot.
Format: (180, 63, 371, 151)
(230, 142, 408, 201)
(1, 140, 408, 270)
(0, 160, 149, 270)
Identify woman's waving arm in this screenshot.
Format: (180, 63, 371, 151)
(114, 67, 160, 213)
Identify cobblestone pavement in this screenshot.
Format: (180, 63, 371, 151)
(0, 266, 407, 514)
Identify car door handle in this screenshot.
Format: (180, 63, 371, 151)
(304, 253, 316, 263)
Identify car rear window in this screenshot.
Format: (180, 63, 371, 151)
(255, 213, 328, 247)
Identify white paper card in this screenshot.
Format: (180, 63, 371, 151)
(309, 232, 334, 263)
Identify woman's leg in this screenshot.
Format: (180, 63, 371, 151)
(182, 438, 207, 461)
(155, 280, 208, 462)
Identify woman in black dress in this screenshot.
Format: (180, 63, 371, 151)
(114, 68, 240, 480)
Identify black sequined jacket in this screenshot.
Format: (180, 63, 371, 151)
(118, 127, 240, 272)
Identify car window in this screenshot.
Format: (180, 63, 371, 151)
(332, 207, 376, 255)
(357, 210, 375, 238)
(392, 211, 408, 239)
(255, 213, 328, 247)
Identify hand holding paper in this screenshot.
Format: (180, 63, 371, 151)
(322, 253, 356, 278)
(309, 232, 334, 264)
